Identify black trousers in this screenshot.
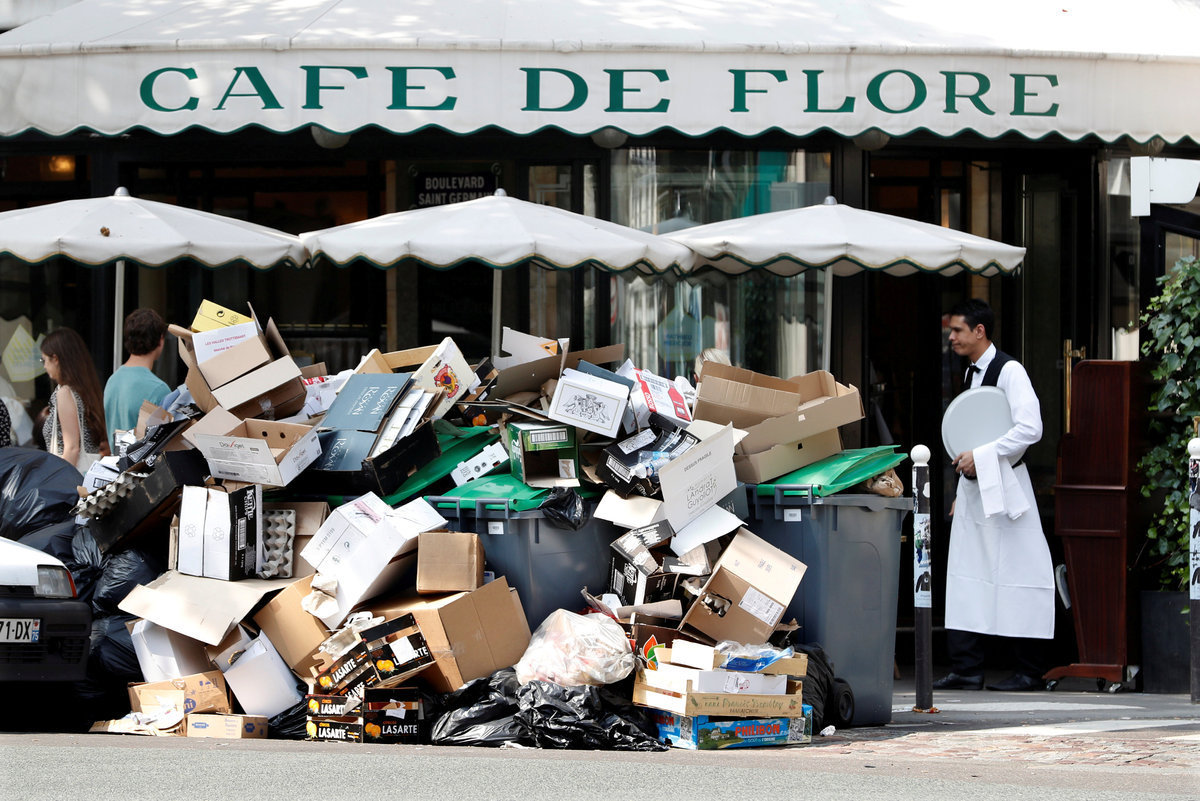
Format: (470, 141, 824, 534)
(946, 629, 1046, 678)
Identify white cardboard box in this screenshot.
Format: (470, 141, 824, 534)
(219, 633, 302, 718)
(193, 412, 321, 488)
(547, 367, 630, 438)
(300, 494, 445, 627)
(129, 619, 213, 683)
(177, 485, 208, 577)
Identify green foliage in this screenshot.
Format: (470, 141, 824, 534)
(1136, 255, 1200, 591)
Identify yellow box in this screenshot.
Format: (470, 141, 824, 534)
(191, 300, 250, 332)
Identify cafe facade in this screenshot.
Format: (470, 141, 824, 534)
(1, 0, 1198, 650)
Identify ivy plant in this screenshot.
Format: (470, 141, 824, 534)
(1136, 255, 1199, 592)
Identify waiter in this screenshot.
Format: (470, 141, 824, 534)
(933, 299, 1055, 692)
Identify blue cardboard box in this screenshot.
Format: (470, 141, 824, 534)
(652, 706, 813, 749)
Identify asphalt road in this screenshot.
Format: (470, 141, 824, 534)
(3, 680, 1198, 801)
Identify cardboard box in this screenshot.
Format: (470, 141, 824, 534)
(306, 717, 362, 743)
(200, 484, 262, 582)
(357, 338, 475, 419)
(595, 422, 696, 499)
(192, 410, 322, 488)
(732, 428, 843, 485)
(306, 693, 362, 719)
(732, 371, 863, 456)
(190, 300, 251, 332)
(506, 421, 580, 489)
(252, 576, 330, 676)
(313, 640, 378, 699)
(634, 664, 805, 718)
(416, 531, 485, 594)
(191, 321, 271, 389)
(88, 449, 210, 554)
(128, 619, 213, 683)
(547, 367, 630, 438)
(652, 708, 812, 749)
(362, 686, 426, 744)
(679, 528, 807, 644)
(366, 577, 530, 694)
(608, 523, 685, 607)
(186, 714, 267, 739)
(177, 485, 208, 577)
(264, 500, 329, 578)
(300, 495, 441, 626)
(360, 613, 435, 687)
(621, 365, 693, 429)
(693, 363, 805, 430)
(490, 342, 624, 400)
(174, 313, 306, 420)
(128, 671, 231, 716)
(220, 632, 303, 718)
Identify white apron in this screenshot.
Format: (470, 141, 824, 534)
(944, 464, 1055, 638)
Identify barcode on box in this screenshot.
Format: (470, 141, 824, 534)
(529, 430, 568, 445)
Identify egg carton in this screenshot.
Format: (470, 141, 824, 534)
(72, 470, 148, 520)
(257, 509, 296, 579)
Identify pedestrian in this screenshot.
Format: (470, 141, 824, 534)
(40, 327, 109, 471)
(933, 299, 1055, 692)
(104, 308, 170, 448)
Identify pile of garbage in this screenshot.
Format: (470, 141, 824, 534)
(6, 299, 906, 750)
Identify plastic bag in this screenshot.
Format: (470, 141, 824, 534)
(430, 668, 526, 747)
(0, 446, 82, 541)
(714, 640, 795, 672)
(68, 525, 106, 605)
(17, 519, 78, 563)
(539, 487, 590, 530)
(780, 635, 836, 732)
(92, 548, 164, 616)
(514, 609, 633, 687)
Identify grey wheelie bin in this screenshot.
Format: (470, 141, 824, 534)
(748, 487, 910, 726)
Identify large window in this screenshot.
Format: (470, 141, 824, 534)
(609, 147, 831, 377)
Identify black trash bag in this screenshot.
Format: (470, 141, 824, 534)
(67, 526, 106, 606)
(431, 669, 667, 751)
(268, 698, 312, 740)
(91, 548, 164, 616)
(517, 677, 666, 751)
(76, 613, 142, 722)
(430, 668, 529, 747)
(0, 446, 81, 541)
(18, 519, 79, 563)
(786, 640, 836, 732)
(539, 487, 590, 531)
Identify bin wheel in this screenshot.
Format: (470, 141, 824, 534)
(1045, 680, 1059, 691)
(828, 678, 855, 728)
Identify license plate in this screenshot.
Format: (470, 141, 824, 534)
(0, 618, 40, 643)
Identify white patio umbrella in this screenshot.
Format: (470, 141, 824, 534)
(665, 195, 1027, 367)
(0, 187, 308, 373)
(301, 190, 694, 354)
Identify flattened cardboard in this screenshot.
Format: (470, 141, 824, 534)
(365, 577, 530, 694)
(416, 531, 485, 594)
(490, 343, 625, 400)
(190, 300, 251, 332)
(734, 372, 863, 455)
(119, 570, 295, 646)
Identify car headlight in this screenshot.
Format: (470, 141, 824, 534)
(35, 565, 76, 599)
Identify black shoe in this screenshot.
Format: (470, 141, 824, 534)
(932, 672, 984, 690)
(986, 673, 1045, 692)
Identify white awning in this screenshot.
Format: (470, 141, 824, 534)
(0, 0, 1197, 144)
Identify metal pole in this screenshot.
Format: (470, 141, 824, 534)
(113, 259, 126, 376)
(1188, 437, 1200, 705)
(911, 444, 935, 712)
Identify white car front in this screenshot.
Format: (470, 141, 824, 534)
(0, 538, 90, 682)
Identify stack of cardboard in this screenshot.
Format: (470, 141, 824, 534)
(70, 304, 897, 750)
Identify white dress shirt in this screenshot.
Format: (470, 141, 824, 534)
(965, 343, 1042, 462)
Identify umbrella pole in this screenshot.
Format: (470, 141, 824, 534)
(491, 268, 503, 359)
(113, 259, 126, 375)
(821, 268, 833, 371)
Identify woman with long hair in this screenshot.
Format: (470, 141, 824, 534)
(40, 327, 110, 468)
